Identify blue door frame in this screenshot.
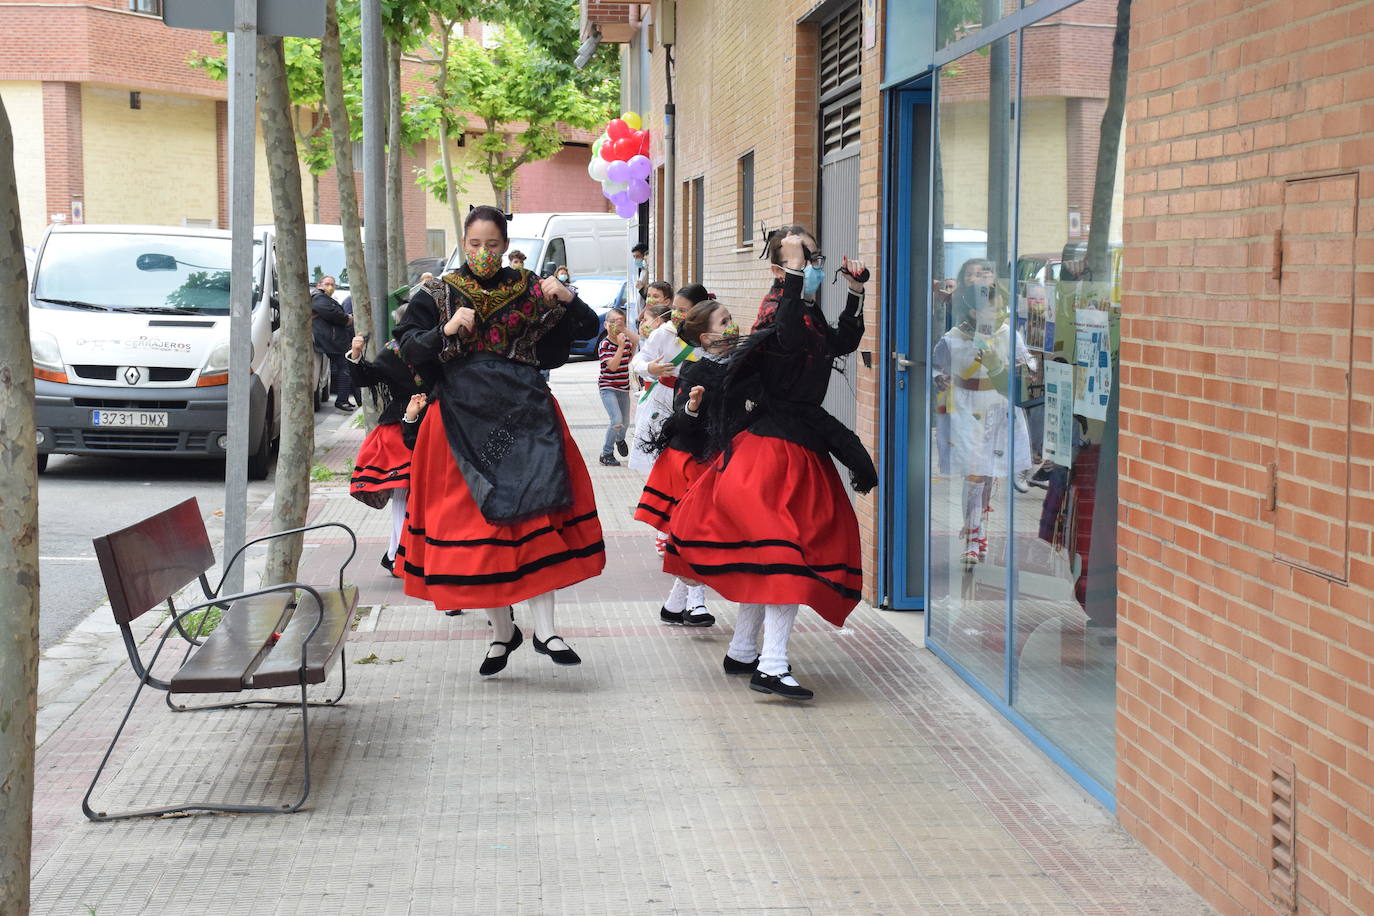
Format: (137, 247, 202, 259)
(879, 81, 932, 611)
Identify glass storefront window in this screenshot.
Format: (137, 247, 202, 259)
(937, 0, 1020, 51)
(1009, 5, 1124, 790)
(918, 0, 1127, 796)
(927, 34, 1018, 699)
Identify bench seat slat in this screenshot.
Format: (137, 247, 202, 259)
(249, 586, 359, 689)
(169, 594, 294, 694)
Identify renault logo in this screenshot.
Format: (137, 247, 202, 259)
(123, 366, 142, 386)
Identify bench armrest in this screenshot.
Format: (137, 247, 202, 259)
(212, 523, 359, 597)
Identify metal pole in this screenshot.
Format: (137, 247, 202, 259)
(223, 0, 257, 595)
(361, 0, 387, 345)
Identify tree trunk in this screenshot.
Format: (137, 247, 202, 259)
(1087, 0, 1131, 282)
(386, 38, 406, 289)
(312, 172, 321, 224)
(435, 24, 463, 243)
(322, 0, 378, 427)
(258, 36, 315, 583)
(0, 94, 39, 916)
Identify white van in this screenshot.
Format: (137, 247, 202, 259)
(30, 224, 282, 477)
(445, 212, 631, 279)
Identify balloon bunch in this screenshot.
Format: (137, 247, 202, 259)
(587, 111, 652, 219)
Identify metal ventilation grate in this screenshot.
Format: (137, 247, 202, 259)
(821, 98, 862, 155)
(819, 4, 862, 97)
(1270, 757, 1297, 912)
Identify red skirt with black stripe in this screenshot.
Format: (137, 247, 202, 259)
(397, 400, 605, 610)
(663, 431, 862, 626)
(350, 422, 412, 508)
(633, 447, 706, 532)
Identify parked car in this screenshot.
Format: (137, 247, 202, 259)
(406, 256, 445, 285)
(30, 224, 280, 477)
(566, 276, 629, 359)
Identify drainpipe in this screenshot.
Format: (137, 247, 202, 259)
(663, 101, 675, 288)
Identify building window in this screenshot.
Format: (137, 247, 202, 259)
(737, 152, 754, 247)
(684, 177, 703, 284)
(427, 229, 447, 259)
(129, 0, 162, 15)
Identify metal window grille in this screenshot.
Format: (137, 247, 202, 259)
(129, 0, 161, 14)
(818, 4, 862, 98)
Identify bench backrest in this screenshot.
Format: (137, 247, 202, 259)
(93, 497, 216, 625)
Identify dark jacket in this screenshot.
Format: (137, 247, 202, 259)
(311, 288, 352, 354)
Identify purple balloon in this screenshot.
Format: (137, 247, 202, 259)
(627, 155, 652, 181)
(627, 178, 651, 204)
(601, 185, 616, 201)
(606, 159, 631, 184)
(610, 190, 632, 208)
(615, 201, 637, 219)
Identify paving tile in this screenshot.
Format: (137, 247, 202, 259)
(29, 363, 1210, 916)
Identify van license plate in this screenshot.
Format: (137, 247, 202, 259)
(91, 410, 169, 428)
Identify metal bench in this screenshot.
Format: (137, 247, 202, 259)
(82, 497, 359, 821)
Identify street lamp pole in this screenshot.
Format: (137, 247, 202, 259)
(361, 0, 388, 346)
(222, 0, 257, 594)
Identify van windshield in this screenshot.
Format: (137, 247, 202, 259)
(34, 232, 263, 314)
(308, 239, 348, 289)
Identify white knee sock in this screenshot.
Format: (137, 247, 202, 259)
(528, 591, 568, 650)
(963, 478, 986, 535)
(388, 489, 408, 560)
(484, 606, 515, 659)
(759, 603, 800, 679)
(685, 583, 706, 610)
(663, 577, 689, 613)
(727, 603, 765, 663)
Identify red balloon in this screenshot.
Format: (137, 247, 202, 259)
(599, 142, 617, 162)
(607, 118, 631, 141)
(635, 130, 650, 155)
(614, 137, 638, 160)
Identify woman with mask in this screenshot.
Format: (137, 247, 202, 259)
(664, 228, 875, 701)
(931, 258, 1033, 567)
(555, 265, 572, 284)
(627, 282, 712, 476)
(634, 298, 739, 627)
(394, 206, 605, 676)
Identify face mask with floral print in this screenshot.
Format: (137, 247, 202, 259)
(720, 320, 739, 340)
(465, 246, 502, 278)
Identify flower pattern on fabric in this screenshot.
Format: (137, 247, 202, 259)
(427, 270, 566, 365)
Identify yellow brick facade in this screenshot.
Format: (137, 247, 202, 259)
(1, 81, 48, 247)
(423, 136, 500, 257)
(81, 86, 219, 227)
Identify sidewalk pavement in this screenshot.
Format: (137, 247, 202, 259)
(29, 362, 1210, 916)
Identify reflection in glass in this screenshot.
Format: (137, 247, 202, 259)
(937, 0, 1020, 51)
(927, 36, 1017, 699)
(1008, 1, 1128, 789)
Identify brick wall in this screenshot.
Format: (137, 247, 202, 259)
(512, 142, 612, 214)
(0, 81, 48, 245)
(644, 0, 885, 600)
(42, 81, 82, 225)
(1118, 1, 1374, 913)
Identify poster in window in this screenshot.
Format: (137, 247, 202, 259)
(1073, 307, 1111, 421)
(1043, 360, 1074, 468)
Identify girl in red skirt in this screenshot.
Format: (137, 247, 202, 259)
(345, 332, 434, 577)
(664, 228, 875, 700)
(394, 206, 606, 676)
(634, 298, 740, 628)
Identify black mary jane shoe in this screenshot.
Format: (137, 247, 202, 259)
(478, 625, 523, 677)
(659, 606, 685, 625)
(723, 654, 759, 676)
(380, 551, 394, 572)
(683, 606, 715, 628)
(533, 634, 582, 666)
(749, 671, 814, 701)
(444, 609, 465, 616)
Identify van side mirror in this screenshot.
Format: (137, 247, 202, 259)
(270, 296, 281, 331)
(136, 253, 178, 271)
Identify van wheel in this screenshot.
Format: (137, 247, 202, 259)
(37, 453, 48, 474)
(247, 404, 275, 481)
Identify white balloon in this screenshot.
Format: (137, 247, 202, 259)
(589, 158, 610, 182)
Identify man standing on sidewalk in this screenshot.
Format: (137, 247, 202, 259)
(312, 275, 356, 411)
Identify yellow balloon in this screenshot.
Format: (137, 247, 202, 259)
(622, 111, 643, 130)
